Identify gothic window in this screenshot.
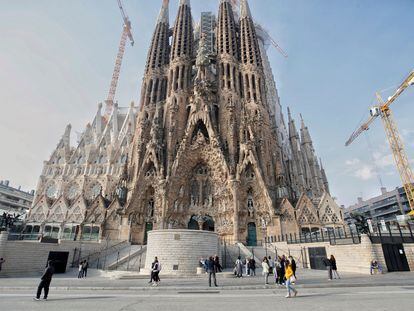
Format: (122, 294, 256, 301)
(332, 215, 339, 223)
(244, 163, 255, 180)
(145, 162, 156, 177)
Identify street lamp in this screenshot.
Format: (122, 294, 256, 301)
(261, 217, 268, 257)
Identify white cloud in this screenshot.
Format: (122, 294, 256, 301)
(354, 165, 375, 180)
(345, 158, 360, 166)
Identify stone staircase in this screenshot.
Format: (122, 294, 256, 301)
(108, 245, 146, 271)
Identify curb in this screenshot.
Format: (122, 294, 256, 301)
(0, 282, 413, 292)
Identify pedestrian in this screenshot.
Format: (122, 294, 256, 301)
(268, 256, 274, 275)
(329, 255, 340, 279)
(274, 256, 281, 285)
(207, 256, 218, 287)
(289, 256, 297, 279)
(34, 260, 54, 301)
(0, 257, 5, 271)
(77, 261, 84, 279)
(322, 256, 332, 280)
(149, 257, 158, 284)
(235, 256, 243, 278)
(151, 257, 161, 286)
(82, 260, 89, 278)
(262, 257, 270, 285)
(250, 257, 256, 276)
(246, 257, 251, 276)
(214, 254, 222, 273)
(278, 255, 286, 285)
(284, 259, 298, 298)
(245, 257, 249, 275)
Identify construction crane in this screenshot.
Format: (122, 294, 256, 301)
(345, 70, 414, 216)
(104, 0, 135, 122)
(231, 0, 288, 58)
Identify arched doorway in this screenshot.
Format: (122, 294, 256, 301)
(188, 216, 199, 230)
(202, 216, 215, 232)
(247, 222, 257, 246)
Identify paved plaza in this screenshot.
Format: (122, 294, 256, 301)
(1, 268, 413, 310)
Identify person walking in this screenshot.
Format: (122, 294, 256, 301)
(262, 257, 270, 285)
(0, 257, 5, 272)
(278, 255, 286, 285)
(235, 256, 243, 278)
(274, 256, 281, 285)
(207, 256, 218, 287)
(289, 256, 297, 279)
(268, 256, 274, 276)
(284, 259, 298, 298)
(214, 255, 222, 273)
(250, 257, 256, 276)
(330, 255, 340, 279)
(34, 260, 54, 301)
(322, 256, 333, 280)
(149, 257, 158, 284)
(77, 261, 84, 279)
(82, 260, 89, 278)
(151, 257, 161, 286)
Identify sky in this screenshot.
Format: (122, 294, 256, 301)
(0, 0, 413, 207)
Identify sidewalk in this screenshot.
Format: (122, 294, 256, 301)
(0, 267, 413, 291)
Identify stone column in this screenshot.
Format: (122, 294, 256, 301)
(232, 180, 240, 243)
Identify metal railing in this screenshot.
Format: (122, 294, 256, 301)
(267, 226, 361, 245)
(368, 222, 414, 244)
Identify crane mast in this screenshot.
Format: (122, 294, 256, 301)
(345, 70, 414, 215)
(104, 0, 134, 122)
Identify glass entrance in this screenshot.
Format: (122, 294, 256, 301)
(247, 222, 257, 246)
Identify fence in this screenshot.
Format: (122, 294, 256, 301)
(368, 222, 414, 244)
(265, 226, 361, 245)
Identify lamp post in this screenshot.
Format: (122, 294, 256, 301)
(261, 217, 268, 257)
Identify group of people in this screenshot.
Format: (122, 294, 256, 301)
(77, 260, 89, 278)
(149, 256, 162, 286)
(1, 212, 20, 229)
(234, 254, 298, 298)
(322, 255, 340, 280)
(200, 255, 223, 287)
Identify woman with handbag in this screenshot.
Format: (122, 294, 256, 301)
(284, 259, 298, 298)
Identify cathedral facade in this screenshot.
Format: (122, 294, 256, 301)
(26, 0, 344, 245)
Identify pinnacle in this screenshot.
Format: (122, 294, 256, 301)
(240, 0, 252, 19)
(157, 0, 169, 24)
(179, 0, 190, 7)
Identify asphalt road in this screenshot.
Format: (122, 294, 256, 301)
(1, 286, 413, 311)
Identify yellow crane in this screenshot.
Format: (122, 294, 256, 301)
(104, 0, 134, 122)
(345, 70, 414, 216)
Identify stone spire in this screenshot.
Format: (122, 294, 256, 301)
(144, 0, 170, 77)
(156, 0, 169, 24)
(217, 0, 238, 59)
(300, 115, 322, 196)
(240, 0, 252, 19)
(239, 0, 262, 68)
(171, 0, 194, 61)
(320, 159, 330, 194)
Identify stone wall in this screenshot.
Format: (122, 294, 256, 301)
(270, 235, 387, 274)
(0, 231, 122, 276)
(145, 229, 219, 275)
(403, 243, 414, 271)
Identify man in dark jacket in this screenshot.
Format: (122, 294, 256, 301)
(34, 260, 54, 301)
(322, 257, 332, 280)
(206, 256, 218, 287)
